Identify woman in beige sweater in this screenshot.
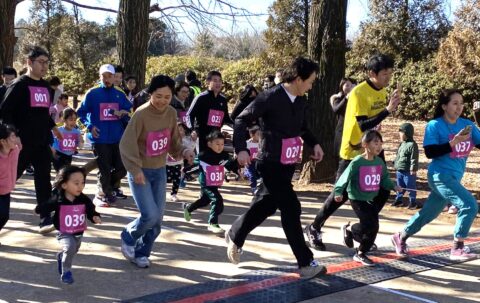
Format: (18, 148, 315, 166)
(119, 75, 194, 268)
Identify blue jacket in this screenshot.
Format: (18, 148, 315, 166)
(77, 83, 132, 144)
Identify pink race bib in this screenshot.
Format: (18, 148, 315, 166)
(99, 103, 119, 121)
(359, 165, 382, 192)
(29, 86, 50, 108)
(59, 204, 87, 234)
(178, 111, 189, 124)
(206, 165, 224, 186)
(449, 134, 474, 158)
(146, 129, 171, 157)
(59, 133, 78, 152)
(207, 110, 224, 127)
(249, 147, 258, 160)
(280, 137, 302, 164)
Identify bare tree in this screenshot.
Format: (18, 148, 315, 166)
(0, 0, 24, 68)
(298, 0, 348, 184)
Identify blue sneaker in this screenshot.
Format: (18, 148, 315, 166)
(56, 252, 63, 275)
(61, 271, 74, 284)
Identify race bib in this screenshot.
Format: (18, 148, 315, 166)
(178, 111, 189, 124)
(449, 134, 474, 159)
(280, 137, 302, 164)
(99, 103, 119, 121)
(206, 165, 224, 186)
(249, 147, 258, 160)
(146, 129, 171, 157)
(59, 133, 78, 152)
(359, 165, 382, 192)
(29, 86, 50, 108)
(207, 110, 224, 127)
(59, 204, 87, 234)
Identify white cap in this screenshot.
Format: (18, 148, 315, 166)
(99, 64, 115, 75)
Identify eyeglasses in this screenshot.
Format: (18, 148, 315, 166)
(32, 60, 50, 66)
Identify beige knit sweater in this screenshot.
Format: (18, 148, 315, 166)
(120, 101, 185, 176)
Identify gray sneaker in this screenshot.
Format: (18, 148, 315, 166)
(299, 260, 327, 279)
(132, 256, 150, 268)
(225, 230, 242, 265)
(121, 239, 135, 261)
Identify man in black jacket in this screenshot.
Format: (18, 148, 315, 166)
(226, 57, 327, 279)
(186, 70, 233, 152)
(0, 46, 62, 234)
(0, 67, 17, 103)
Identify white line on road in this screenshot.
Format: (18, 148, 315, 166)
(370, 285, 439, 303)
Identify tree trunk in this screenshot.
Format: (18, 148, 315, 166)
(0, 0, 18, 69)
(117, 0, 150, 88)
(298, 0, 347, 184)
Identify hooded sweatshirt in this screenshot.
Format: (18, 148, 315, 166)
(394, 123, 419, 172)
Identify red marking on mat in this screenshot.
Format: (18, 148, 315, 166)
(168, 237, 480, 303)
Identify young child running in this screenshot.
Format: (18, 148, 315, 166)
(334, 130, 400, 266)
(392, 122, 419, 209)
(35, 165, 101, 284)
(0, 123, 22, 244)
(167, 123, 188, 202)
(182, 130, 238, 234)
(52, 108, 83, 172)
(244, 126, 260, 194)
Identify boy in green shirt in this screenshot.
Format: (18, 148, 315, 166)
(334, 130, 400, 266)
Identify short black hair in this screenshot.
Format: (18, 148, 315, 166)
(206, 130, 225, 142)
(62, 108, 77, 120)
(206, 70, 222, 82)
(25, 45, 49, 60)
(113, 65, 124, 74)
(174, 80, 189, 94)
(125, 75, 137, 82)
(361, 129, 383, 144)
(265, 75, 274, 82)
(49, 76, 61, 86)
(282, 57, 319, 83)
(147, 75, 175, 94)
(185, 70, 197, 82)
(2, 66, 17, 77)
(365, 54, 394, 74)
(0, 122, 17, 140)
(59, 93, 68, 100)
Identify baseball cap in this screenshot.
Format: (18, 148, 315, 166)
(99, 64, 115, 75)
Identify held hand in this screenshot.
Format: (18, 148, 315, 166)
(237, 151, 251, 166)
(52, 127, 64, 141)
(450, 130, 471, 147)
(114, 109, 129, 117)
(310, 144, 324, 163)
(182, 149, 195, 165)
(93, 216, 102, 224)
(386, 89, 401, 113)
(394, 185, 402, 193)
(334, 196, 342, 202)
(134, 171, 146, 185)
(91, 126, 100, 138)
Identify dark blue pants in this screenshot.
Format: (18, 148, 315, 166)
(396, 170, 417, 202)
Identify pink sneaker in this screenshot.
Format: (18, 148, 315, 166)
(391, 232, 409, 257)
(450, 248, 477, 261)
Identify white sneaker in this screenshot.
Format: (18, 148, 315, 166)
(132, 256, 150, 268)
(169, 194, 178, 202)
(225, 230, 242, 264)
(299, 260, 327, 279)
(121, 239, 135, 261)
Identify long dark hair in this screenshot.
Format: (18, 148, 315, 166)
(239, 84, 257, 102)
(433, 89, 463, 119)
(53, 165, 86, 191)
(339, 77, 356, 95)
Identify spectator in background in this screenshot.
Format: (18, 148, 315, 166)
(49, 76, 62, 105)
(185, 70, 202, 108)
(274, 68, 284, 85)
(263, 75, 275, 90)
(0, 67, 17, 103)
(124, 75, 138, 103)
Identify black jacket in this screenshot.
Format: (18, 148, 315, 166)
(233, 85, 319, 163)
(187, 90, 233, 135)
(0, 75, 56, 147)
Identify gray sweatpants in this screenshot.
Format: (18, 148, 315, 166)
(57, 233, 82, 273)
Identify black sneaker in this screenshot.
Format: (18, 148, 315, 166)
(39, 216, 55, 234)
(392, 199, 403, 207)
(25, 166, 35, 176)
(353, 251, 375, 266)
(113, 188, 128, 199)
(407, 202, 418, 209)
(341, 222, 354, 248)
(304, 224, 326, 251)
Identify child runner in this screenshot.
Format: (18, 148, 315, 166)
(244, 126, 260, 194)
(392, 122, 419, 209)
(52, 108, 83, 172)
(392, 89, 480, 261)
(120, 75, 194, 268)
(167, 123, 188, 202)
(182, 130, 238, 234)
(334, 130, 400, 266)
(0, 123, 21, 244)
(51, 93, 70, 124)
(35, 165, 101, 284)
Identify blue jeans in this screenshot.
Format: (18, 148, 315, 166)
(404, 173, 478, 239)
(121, 167, 167, 258)
(395, 171, 417, 202)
